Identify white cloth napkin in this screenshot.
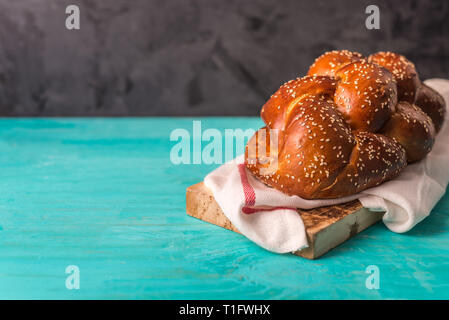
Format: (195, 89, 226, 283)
(204, 79, 449, 254)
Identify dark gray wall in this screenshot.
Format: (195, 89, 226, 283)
(0, 0, 448, 116)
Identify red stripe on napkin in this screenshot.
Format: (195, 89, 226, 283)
(237, 164, 296, 215)
(238, 164, 256, 207)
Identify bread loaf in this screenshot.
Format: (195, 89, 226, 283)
(245, 50, 446, 199)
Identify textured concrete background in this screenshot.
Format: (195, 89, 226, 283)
(0, 0, 448, 116)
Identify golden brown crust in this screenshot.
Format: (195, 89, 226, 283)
(245, 70, 406, 199)
(308, 50, 363, 78)
(334, 61, 397, 131)
(368, 52, 420, 103)
(312, 131, 406, 198)
(261, 76, 337, 131)
(245, 50, 444, 199)
(414, 83, 446, 133)
(380, 102, 435, 163)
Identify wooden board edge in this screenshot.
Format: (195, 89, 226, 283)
(296, 208, 384, 259)
(186, 183, 240, 234)
(186, 182, 384, 259)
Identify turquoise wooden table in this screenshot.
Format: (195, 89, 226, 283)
(0, 118, 448, 300)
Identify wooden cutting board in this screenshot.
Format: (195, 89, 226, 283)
(186, 182, 384, 259)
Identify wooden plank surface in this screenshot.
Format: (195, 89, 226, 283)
(1, 118, 448, 299)
(186, 182, 384, 259)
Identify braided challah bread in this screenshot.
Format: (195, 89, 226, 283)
(245, 50, 446, 199)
